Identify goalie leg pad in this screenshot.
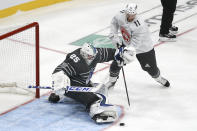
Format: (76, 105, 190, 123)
(92, 111, 118, 123)
(89, 93, 118, 123)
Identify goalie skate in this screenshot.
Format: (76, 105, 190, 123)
(92, 111, 118, 123)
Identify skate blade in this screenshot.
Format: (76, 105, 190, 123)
(159, 38, 176, 42)
(169, 30, 178, 35)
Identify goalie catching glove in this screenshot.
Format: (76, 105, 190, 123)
(48, 71, 70, 103)
(114, 47, 136, 66)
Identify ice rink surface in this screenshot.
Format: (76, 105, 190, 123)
(0, 0, 197, 131)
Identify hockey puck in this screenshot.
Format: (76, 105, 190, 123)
(119, 123, 125, 126)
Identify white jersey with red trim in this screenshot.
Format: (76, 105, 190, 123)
(110, 11, 154, 54)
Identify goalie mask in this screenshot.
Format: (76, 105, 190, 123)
(80, 42, 97, 61)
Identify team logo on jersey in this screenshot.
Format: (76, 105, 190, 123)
(120, 26, 131, 43)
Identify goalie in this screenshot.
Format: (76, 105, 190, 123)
(48, 42, 135, 123)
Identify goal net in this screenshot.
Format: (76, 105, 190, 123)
(0, 22, 40, 98)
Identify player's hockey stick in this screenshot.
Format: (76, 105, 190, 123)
(116, 45, 131, 106)
(121, 67, 131, 106)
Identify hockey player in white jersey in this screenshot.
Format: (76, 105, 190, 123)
(106, 3, 170, 89)
(48, 42, 135, 123)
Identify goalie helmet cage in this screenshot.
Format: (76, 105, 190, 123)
(0, 22, 40, 98)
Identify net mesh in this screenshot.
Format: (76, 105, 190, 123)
(0, 23, 39, 97)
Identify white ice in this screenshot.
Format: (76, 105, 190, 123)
(0, 0, 197, 130)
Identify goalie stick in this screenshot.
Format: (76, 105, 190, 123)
(28, 83, 106, 93)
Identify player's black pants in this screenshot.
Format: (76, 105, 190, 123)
(109, 48, 160, 78)
(64, 81, 100, 110)
(160, 0, 177, 34)
(136, 48, 160, 78)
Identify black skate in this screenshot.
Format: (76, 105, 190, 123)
(155, 76, 170, 87)
(159, 33, 176, 42)
(169, 26, 178, 34)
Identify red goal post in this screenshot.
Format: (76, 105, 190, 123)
(0, 22, 40, 98)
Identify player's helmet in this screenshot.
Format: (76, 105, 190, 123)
(80, 42, 97, 60)
(124, 3, 137, 15)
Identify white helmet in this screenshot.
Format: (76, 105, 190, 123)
(80, 42, 97, 60)
(124, 3, 137, 15)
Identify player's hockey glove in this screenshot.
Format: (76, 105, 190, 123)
(114, 47, 136, 66)
(109, 34, 125, 49)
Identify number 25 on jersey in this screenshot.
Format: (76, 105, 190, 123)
(70, 54, 80, 63)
